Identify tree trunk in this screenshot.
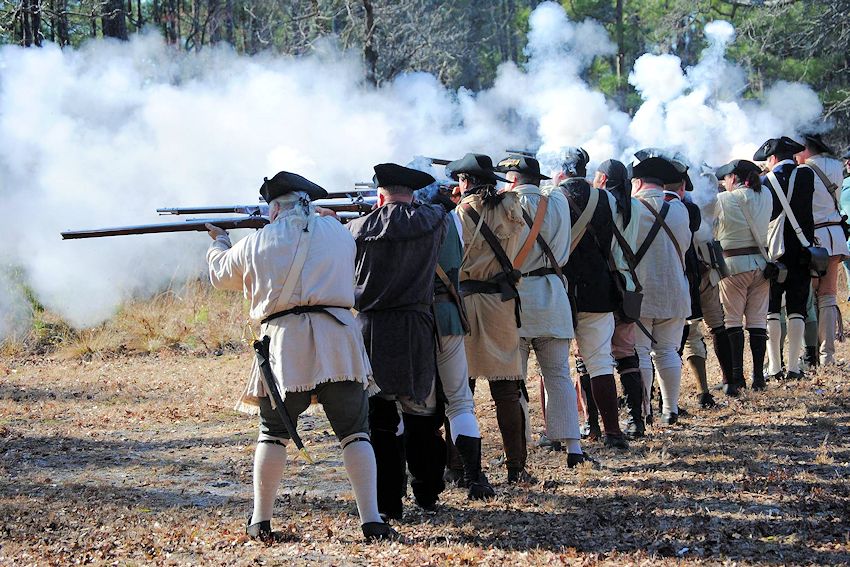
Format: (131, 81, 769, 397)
(362, 0, 378, 85)
(101, 0, 129, 39)
(615, 0, 625, 102)
(224, 0, 233, 44)
(20, 0, 42, 46)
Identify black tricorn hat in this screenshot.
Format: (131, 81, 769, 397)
(634, 147, 693, 190)
(632, 157, 682, 185)
(715, 159, 762, 180)
(373, 163, 435, 190)
(802, 133, 834, 155)
(260, 171, 328, 203)
(495, 155, 551, 180)
(445, 153, 508, 183)
(752, 136, 805, 161)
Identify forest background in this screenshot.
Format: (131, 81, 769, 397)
(4, 0, 850, 149)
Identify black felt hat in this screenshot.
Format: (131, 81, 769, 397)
(445, 153, 508, 183)
(632, 157, 682, 185)
(260, 171, 328, 203)
(372, 163, 435, 190)
(598, 159, 629, 185)
(752, 136, 806, 161)
(495, 155, 551, 180)
(802, 133, 834, 155)
(634, 147, 693, 190)
(715, 159, 762, 180)
(842, 149, 850, 160)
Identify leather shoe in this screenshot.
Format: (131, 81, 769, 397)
(661, 412, 678, 425)
(362, 522, 405, 543)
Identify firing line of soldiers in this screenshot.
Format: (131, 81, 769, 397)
(204, 131, 847, 543)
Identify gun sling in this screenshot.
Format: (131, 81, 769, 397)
(516, 198, 568, 289)
(460, 204, 522, 328)
(435, 264, 471, 334)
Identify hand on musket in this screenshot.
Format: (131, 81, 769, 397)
(314, 206, 339, 218)
(205, 223, 228, 240)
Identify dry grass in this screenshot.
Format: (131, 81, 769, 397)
(2, 279, 251, 360)
(1, 343, 849, 565)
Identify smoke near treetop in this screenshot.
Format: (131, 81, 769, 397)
(0, 1, 825, 339)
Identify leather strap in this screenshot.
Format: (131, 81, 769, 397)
(460, 204, 518, 281)
(518, 205, 567, 289)
(766, 168, 811, 247)
(722, 246, 761, 258)
(611, 222, 643, 293)
(566, 188, 599, 254)
(639, 199, 684, 271)
(634, 200, 669, 266)
(435, 264, 470, 333)
(735, 191, 772, 262)
(513, 196, 548, 269)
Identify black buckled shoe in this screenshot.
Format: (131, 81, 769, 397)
(362, 522, 405, 543)
(661, 412, 678, 425)
(246, 519, 272, 540)
(722, 382, 739, 397)
(506, 467, 536, 484)
(443, 467, 464, 487)
(785, 370, 804, 381)
(751, 373, 766, 391)
(603, 434, 629, 450)
(467, 473, 496, 500)
(699, 392, 716, 408)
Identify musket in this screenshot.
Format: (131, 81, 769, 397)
(61, 216, 269, 240)
(62, 195, 378, 240)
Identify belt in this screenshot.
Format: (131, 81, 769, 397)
(723, 246, 760, 258)
(459, 280, 502, 296)
(815, 221, 843, 229)
(433, 292, 454, 304)
(522, 266, 566, 278)
(262, 304, 348, 326)
(365, 302, 431, 315)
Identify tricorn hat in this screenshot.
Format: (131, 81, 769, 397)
(560, 147, 590, 177)
(752, 136, 805, 161)
(260, 171, 328, 203)
(445, 153, 508, 183)
(802, 133, 834, 155)
(631, 157, 682, 185)
(715, 159, 762, 180)
(495, 155, 551, 180)
(634, 147, 693, 190)
(372, 163, 435, 190)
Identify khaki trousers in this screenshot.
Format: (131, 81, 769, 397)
(719, 269, 770, 329)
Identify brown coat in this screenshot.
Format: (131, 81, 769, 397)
(457, 191, 526, 380)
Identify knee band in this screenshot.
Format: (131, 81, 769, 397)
(616, 355, 640, 375)
(340, 432, 371, 450)
(258, 438, 287, 447)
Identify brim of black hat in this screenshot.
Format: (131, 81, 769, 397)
(807, 138, 833, 155)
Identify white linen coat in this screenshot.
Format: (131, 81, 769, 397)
(805, 154, 850, 258)
(207, 209, 374, 414)
(631, 188, 692, 319)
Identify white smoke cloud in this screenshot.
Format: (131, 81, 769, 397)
(0, 2, 828, 337)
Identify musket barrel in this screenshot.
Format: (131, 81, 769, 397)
(61, 217, 269, 240)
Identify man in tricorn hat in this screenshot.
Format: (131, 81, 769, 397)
(754, 136, 815, 381)
(428, 191, 496, 501)
(449, 152, 531, 483)
(593, 159, 647, 438)
(629, 157, 692, 426)
(794, 133, 849, 366)
(206, 171, 400, 542)
(498, 154, 588, 465)
(554, 148, 630, 449)
(347, 163, 449, 519)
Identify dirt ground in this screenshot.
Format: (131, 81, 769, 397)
(1, 345, 849, 566)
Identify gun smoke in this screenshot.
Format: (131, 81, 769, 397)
(0, 1, 825, 339)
